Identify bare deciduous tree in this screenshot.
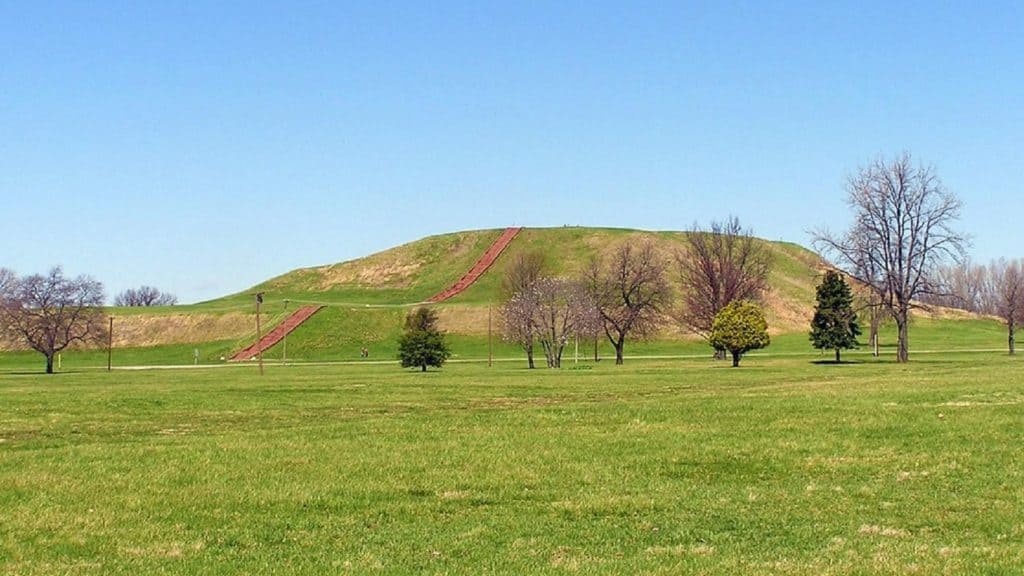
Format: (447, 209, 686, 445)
(0, 268, 15, 349)
(0, 267, 108, 373)
(584, 240, 669, 365)
(983, 259, 1023, 355)
(114, 285, 177, 307)
(0, 268, 15, 306)
(675, 217, 771, 356)
(855, 286, 888, 357)
(814, 153, 966, 362)
(840, 241, 891, 357)
(501, 251, 547, 299)
(922, 261, 987, 313)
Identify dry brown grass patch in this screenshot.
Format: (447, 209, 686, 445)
(113, 313, 252, 346)
(314, 256, 423, 290)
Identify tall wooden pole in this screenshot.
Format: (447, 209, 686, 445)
(282, 299, 289, 365)
(487, 305, 493, 368)
(256, 293, 264, 376)
(107, 317, 114, 371)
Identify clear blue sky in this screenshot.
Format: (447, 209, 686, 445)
(2, 2, 1021, 303)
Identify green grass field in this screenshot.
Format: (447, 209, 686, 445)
(2, 346, 1022, 574)
(0, 315, 1008, 373)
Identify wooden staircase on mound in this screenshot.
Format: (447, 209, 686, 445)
(427, 227, 523, 303)
(229, 305, 324, 361)
(228, 227, 521, 360)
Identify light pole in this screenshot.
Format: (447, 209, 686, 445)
(255, 292, 264, 376)
(282, 299, 289, 364)
(107, 316, 114, 371)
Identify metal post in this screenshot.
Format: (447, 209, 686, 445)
(107, 317, 113, 371)
(256, 292, 264, 376)
(282, 299, 289, 365)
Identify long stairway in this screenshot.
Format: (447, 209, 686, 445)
(427, 227, 522, 303)
(229, 305, 324, 361)
(228, 227, 521, 361)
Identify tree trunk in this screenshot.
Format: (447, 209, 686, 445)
(45, 353, 55, 374)
(421, 364, 427, 372)
(594, 337, 599, 362)
(895, 309, 909, 363)
(1009, 321, 1016, 355)
(540, 342, 554, 368)
(614, 339, 624, 365)
(731, 351, 740, 367)
(553, 345, 563, 369)
(527, 343, 535, 369)
(870, 307, 880, 357)
(835, 348, 841, 363)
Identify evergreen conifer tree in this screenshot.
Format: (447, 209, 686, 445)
(810, 271, 861, 362)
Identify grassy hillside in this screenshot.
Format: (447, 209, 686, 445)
(195, 229, 507, 310)
(2, 227, 1005, 364)
(186, 227, 825, 312)
(208, 227, 832, 362)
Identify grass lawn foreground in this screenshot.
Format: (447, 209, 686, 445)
(1, 354, 1022, 574)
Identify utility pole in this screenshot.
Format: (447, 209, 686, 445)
(107, 316, 114, 371)
(282, 299, 289, 365)
(487, 304, 493, 368)
(255, 292, 264, 376)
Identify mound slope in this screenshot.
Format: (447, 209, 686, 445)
(1, 228, 831, 356)
(212, 227, 833, 361)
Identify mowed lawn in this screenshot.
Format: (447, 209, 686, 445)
(1, 355, 1022, 574)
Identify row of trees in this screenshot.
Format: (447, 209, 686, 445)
(921, 259, 1023, 354)
(496, 153, 1016, 366)
(499, 217, 774, 368)
(0, 267, 179, 373)
(814, 152, 1020, 360)
(114, 286, 177, 307)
